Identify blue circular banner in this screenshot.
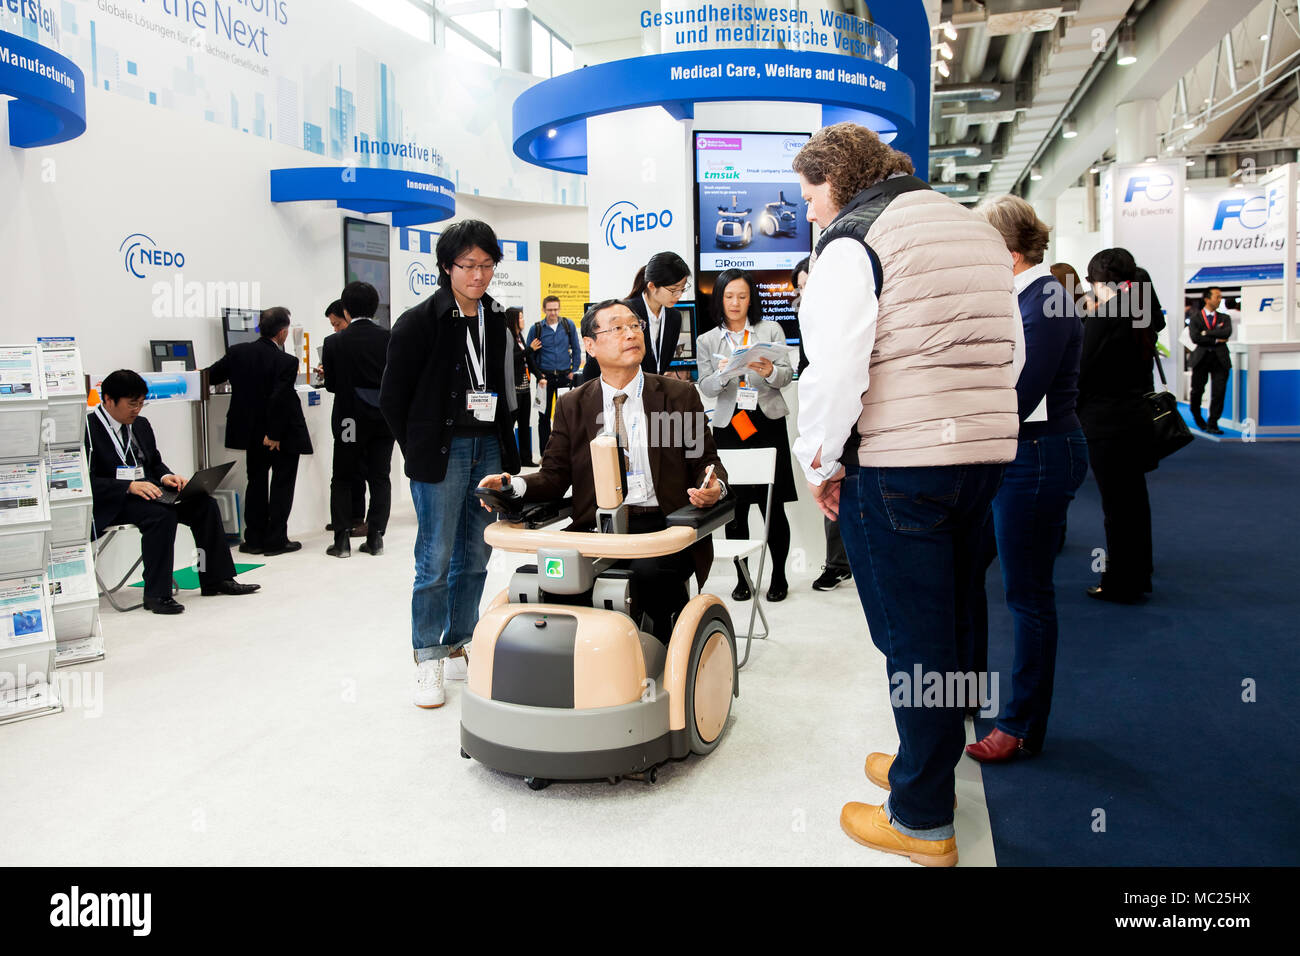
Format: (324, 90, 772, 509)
(514, 49, 916, 175)
(269, 167, 456, 227)
(0, 29, 87, 148)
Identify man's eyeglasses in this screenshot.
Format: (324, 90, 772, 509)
(453, 261, 496, 275)
(593, 319, 648, 337)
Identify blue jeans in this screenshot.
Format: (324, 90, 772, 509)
(410, 436, 501, 662)
(838, 461, 1005, 839)
(991, 430, 1089, 749)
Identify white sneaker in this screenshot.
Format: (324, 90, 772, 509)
(446, 649, 469, 682)
(413, 659, 445, 709)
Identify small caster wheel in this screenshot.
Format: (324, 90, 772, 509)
(646, 767, 658, 784)
(608, 777, 619, 786)
(524, 776, 551, 791)
(459, 748, 471, 759)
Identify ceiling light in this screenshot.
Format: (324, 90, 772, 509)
(1090, 166, 1100, 174)
(547, 128, 557, 138)
(1030, 166, 1043, 181)
(1186, 158, 1195, 166)
(939, 42, 953, 60)
(935, 60, 950, 78)
(1144, 155, 1157, 163)
(943, 21, 957, 41)
(1117, 20, 1137, 66)
(1260, 32, 1270, 41)
(1183, 117, 1196, 130)
(1062, 119, 1077, 139)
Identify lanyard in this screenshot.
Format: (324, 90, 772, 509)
(645, 296, 667, 365)
(95, 406, 136, 466)
(460, 300, 487, 391)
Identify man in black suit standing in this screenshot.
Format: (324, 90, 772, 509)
(206, 307, 312, 555)
(1189, 287, 1233, 434)
(85, 370, 259, 614)
(321, 281, 394, 557)
(320, 299, 367, 534)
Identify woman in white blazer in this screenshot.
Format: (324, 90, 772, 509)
(697, 268, 797, 601)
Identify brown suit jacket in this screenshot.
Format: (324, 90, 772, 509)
(521, 373, 727, 584)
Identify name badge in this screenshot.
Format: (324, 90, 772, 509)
(736, 386, 759, 411)
(117, 466, 144, 481)
(625, 471, 650, 504)
(467, 390, 497, 421)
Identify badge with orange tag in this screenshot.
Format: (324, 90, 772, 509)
(730, 410, 757, 440)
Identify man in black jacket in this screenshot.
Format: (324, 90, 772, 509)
(380, 220, 520, 709)
(206, 307, 312, 556)
(322, 281, 394, 557)
(85, 370, 259, 614)
(1188, 287, 1233, 434)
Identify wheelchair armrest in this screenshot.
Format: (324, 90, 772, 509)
(665, 499, 736, 539)
(515, 496, 573, 529)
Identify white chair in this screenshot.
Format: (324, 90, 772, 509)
(711, 447, 776, 667)
(93, 524, 177, 612)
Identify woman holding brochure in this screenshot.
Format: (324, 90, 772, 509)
(697, 268, 797, 602)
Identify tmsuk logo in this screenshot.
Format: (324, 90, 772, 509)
(601, 200, 673, 251)
(120, 233, 185, 279)
(1213, 196, 1268, 230)
(1123, 174, 1174, 203)
(406, 261, 438, 297)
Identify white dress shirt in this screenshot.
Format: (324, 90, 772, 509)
(1013, 261, 1053, 295)
(643, 294, 664, 368)
(793, 236, 1025, 486)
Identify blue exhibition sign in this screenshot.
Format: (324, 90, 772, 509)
(269, 166, 456, 227)
(0, 29, 86, 148)
(514, 48, 915, 176)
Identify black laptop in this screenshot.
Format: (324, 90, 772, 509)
(156, 460, 235, 506)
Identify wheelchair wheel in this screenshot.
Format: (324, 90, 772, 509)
(684, 605, 736, 755)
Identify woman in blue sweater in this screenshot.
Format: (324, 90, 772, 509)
(969, 196, 1089, 762)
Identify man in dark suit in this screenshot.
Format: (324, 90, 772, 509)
(480, 299, 726, 643)
(206, 307, 312, 555)
(321, 281, 394, 557)
(1188, 287, 1233, 434)
(319, 299, 367, 534)
(581, 293, 684, 383)
(85, 370, 259, 614)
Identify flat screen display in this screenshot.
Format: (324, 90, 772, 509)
(693, 130, 812, 346)
(222, 308, 260, 352)
(343, 217, 392, 328)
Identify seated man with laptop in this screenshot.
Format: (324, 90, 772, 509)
(86, 369, 260, 615)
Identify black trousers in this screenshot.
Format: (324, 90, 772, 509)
(330, 420, 394, 537)
(112, 494, 237, 600)
(536, 371, 573, 454)
(1190, 360, 1229, 426)
(1086, 432, 1153, 595)
(726, 489, 791, 585)
(243, 444, 300, 549)
(622, 513, 694, 644)
(824, 516, 849, 574)
(514, 387, 532, 462)
(350, 455, 367, 522)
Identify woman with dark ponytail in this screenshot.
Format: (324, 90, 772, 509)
(582, 251, 692, 382)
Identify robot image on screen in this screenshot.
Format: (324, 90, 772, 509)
(760, 190, 800, 238)
(715, 194, 754, 249)
(463, 436, 742, 791)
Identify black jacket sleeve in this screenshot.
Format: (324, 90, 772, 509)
(521, 393, 575, 501)
(206, 354, 230, 386)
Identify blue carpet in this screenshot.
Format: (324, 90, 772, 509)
(978, 437, 1300, 865)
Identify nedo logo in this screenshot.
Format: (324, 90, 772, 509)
(1124, 174, 1174, 203)
(120, 233, 185, 279)
(783, 138, 807, 152)
(601, 200, 673, 251)
(406, 261, 438, 296)
(1213, 196, 1267, 230)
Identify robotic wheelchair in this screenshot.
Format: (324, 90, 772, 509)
(462, 436, 739, 791)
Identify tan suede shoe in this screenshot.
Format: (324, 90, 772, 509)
(840, 802, 958, 867)
(864, 753, 957, 808)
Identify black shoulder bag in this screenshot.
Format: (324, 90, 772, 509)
(1144, 355, 1193, 466)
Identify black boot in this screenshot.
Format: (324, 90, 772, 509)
(359, 532, 384, 555)
(731, 558, 751, 601)
(326, 533, 351, 558)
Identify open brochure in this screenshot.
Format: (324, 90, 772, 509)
(710, 342, 786, 384)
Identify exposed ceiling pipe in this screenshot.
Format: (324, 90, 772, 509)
(962, 24, 990, 84)
(933, 86, 1003, 102)
(980, 120, 1000, 143)
(951, 116, 973, 139)
(998, 32, 1034, 83)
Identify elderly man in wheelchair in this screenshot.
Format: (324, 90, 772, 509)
(464, 299, 739, 790)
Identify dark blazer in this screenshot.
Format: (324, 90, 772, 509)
(381, 287, 521, 483)
(582, 295, 683, 382)
(1188, 308, 1233, 372)
(1077, 289, 1154, 441)
(521, 373, 726, 585)
(84, 412, 172, 534)
(322, 318, 392, 433)
(207, 338, 312, 455)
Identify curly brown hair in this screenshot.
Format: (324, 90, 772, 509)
(792, 123, 914, 210)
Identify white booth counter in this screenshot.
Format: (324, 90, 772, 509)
(1218, 341, 1300, 438)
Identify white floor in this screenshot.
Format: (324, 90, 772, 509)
(2, 515, 996, 867)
